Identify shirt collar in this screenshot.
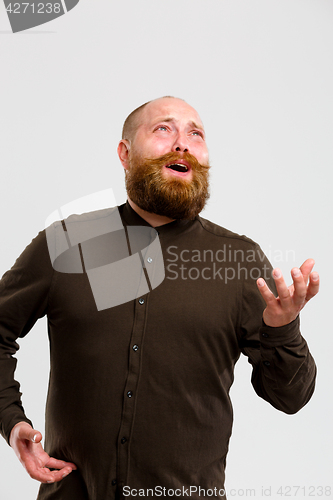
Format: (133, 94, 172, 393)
(118, 201, 197, 235)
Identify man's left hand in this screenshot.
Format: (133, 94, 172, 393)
(256, 259, 320, 327)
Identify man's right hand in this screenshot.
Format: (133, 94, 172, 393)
(9, 422, 77, 483)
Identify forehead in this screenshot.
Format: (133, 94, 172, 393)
(140, 98, 204, 129)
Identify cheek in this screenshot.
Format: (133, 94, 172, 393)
(192, 146, 209, 165)
(147, 141, 173, 157)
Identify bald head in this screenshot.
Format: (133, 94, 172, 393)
(122, 96, 187, 143)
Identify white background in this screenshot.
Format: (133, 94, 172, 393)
(0, 1, 332, 498)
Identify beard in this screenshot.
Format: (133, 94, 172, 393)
(125, 150, 211, 220)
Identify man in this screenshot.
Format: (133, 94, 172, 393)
(0, 96, 319, 499)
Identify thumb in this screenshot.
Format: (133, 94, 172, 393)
(17, 424, 42, 443)
(31, 430, 42, 443)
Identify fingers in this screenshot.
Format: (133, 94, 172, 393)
(257, 268, 293, 316)
(257, 277, 277, 306)
(257, 277, 287, 327)
(306, 271, 320, 301)
(23, 452, 77, 483)
(45, 456, 77, 471)
(291, 267, 307, 307)
(299, 258, 315, 284)
(290, 264, 319, 304)
(271, 268, 291, 305)
(259, 263, 319, 308)
(25, 463, 74, 484)
(26, 450, 77, 483)
(257, 261, 319, 328)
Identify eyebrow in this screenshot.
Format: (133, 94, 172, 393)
(154, 117, 205, 132)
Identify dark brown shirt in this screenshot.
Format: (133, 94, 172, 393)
(0, 202, 316, 500)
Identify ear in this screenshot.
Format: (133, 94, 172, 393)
(117, 140, 131, 171)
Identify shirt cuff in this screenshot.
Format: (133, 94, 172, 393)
(0, 406, 33, 446)
(259, 315, 301, 347)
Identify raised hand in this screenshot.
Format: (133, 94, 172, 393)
(256, 258, 319, 327)
(9, 421, 77, 483)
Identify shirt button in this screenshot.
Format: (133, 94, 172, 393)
(263, 360, 271, 367)
(112, 479, 117, 486)
(121, 437, 127, 444)
(147, 257, 153, 263)
(261, 332, 269, 338)
(138, 298, 145, 304)
(133, 344, 139, 352)
(127, 391, 133, 398)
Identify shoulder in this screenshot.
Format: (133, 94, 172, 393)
(47, 205, 122, 239)
(196, 215, 259, 250)
(45, 206, 122, 266)
(53, 206, 120, 230)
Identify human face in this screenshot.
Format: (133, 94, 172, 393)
(128, 98, 209, 182)
(118, 98, 211, 220)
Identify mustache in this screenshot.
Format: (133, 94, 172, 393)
(135, 151, 210, 173)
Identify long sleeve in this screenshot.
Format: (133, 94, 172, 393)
(0, 230, 54, 444)
(237, 244, 316, 414)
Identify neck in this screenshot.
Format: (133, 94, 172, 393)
(127, 198, 175, 227)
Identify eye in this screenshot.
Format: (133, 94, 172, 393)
(155, 126, 168, 132)
(191, 130, 204, 138)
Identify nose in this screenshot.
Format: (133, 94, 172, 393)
(171, 133, 189, 153)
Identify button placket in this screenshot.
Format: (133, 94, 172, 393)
(140, 229, 164, 293)
(116, 291, 148, 487)
(114, 223, 159, 491)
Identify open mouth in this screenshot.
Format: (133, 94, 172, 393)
(165, 163, 189, 173)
